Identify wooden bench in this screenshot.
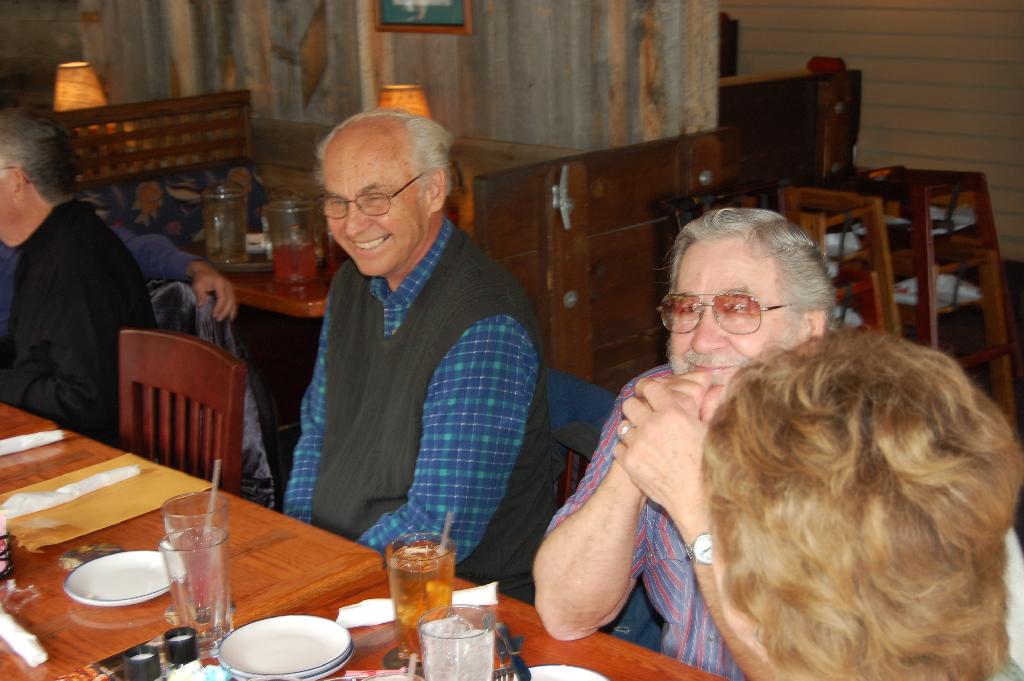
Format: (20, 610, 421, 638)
(52, 90, 254, 189)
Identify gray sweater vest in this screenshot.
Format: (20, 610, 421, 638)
(311, 228, 555, 599)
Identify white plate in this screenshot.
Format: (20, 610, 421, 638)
(226, 648, 351, 680)
(529, 666, 611, 681)
(63, 551, 170, 607)
(218, 615, 353, 677)
(224, 646, 352, 680)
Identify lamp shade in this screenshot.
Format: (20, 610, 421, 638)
(378, 85, 431, 118)
(53, 62, 108, 111)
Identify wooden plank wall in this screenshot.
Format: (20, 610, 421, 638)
(0, 0, 83, 109)
(77, 0, 719, 150)
(720, 0, 1024, 260)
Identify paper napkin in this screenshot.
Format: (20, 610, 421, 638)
(1, 465, 141, 519)
(0, 606, 47, 667)
(0, 430, 65, 457)
(336, 581, 499, 628)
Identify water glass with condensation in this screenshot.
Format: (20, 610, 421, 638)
(162, 490, 229, 534)
(159, 527, 232, 655)
(418, 605, 495, 681)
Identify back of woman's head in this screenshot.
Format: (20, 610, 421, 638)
(705, 329, 1023, 681)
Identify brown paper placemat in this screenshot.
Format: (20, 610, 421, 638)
(2, 453, 210, 551)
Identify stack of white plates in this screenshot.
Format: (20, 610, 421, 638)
(218, 615, 354, 680)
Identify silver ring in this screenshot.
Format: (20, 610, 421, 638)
(618, 421, 634, 438)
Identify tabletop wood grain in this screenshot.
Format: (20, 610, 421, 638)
(0, 427, 381, 680)
(0, 404, 56, 440)
(293, 575, 724, 681)
(227, 270, 330, 318)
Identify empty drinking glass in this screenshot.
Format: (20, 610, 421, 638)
(162, 490, 229, 535)
(159, 527, 232, 655)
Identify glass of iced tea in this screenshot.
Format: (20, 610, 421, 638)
(386, 532, 455, 660)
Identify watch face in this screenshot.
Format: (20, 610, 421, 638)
(693, 533, 713, 565)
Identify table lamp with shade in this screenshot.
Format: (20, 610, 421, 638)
(378, 85, 430, 118)
(53, 62, 108, 111)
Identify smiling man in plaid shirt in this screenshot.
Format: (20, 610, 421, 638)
(535, 208, 833, 680)
(283, 110, 555, 602)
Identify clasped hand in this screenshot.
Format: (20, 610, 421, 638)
(612, 372, 725, 537)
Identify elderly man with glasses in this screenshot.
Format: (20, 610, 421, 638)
(534, 207, 832, 680)
(283, 109, 555, 602)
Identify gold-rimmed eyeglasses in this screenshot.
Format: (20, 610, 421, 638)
(657, 292, 787, 335)
(318, 171, 424, 220)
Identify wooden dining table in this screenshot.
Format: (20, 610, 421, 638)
(227, 270, 332, 318)
(0, 406, 381, 680)
(0, 404, 722, 681)
(294, 574, 722, 681)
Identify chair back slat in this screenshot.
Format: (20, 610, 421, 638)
(188, 399, 202, 473)
(158, 388, 173, 462)
(119, 329, 245, 494)
(140, 385, 155, 461)
(173, 394, 188, 465)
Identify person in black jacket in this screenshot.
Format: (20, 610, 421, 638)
(0, 109, 154, 445)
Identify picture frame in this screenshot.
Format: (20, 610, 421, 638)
(375, 0, 472, 35)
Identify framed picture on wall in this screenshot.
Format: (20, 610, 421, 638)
(376, 0, 472, 34)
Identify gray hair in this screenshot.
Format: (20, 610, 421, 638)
(669, 207, 834, 315)
(314, 108, 454, 198)
(0, 108, 76, 204)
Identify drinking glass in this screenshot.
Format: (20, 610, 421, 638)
(386, 533, 454, 660)
(266, 197, 318, 284)
(203, 181, 248, 264)
(162, 490, 229, 534)
(159, 527, 232, 655)
(418, 605, 495, 681)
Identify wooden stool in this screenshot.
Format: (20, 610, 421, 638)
(851, 167, 1019, 421)
(783, 187, 900, 336)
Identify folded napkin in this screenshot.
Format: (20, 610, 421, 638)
(0, 605, 47, 667)
(336, 581, 499, 628)
(0, 430, 65, 457)
(1, 465, 141, 519)
(3, 453, 210, 551)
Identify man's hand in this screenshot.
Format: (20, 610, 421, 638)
(187, 260, 238, 321)
(613, 372, 725, 541)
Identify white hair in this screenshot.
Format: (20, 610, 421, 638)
(314, 108, 454, 197)
(670, 207, 834, 315)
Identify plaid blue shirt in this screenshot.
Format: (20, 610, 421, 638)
(284, 221, 539, 561)
(549, 364, 744, 681)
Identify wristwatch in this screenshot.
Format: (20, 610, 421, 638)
(684, 532, 713, 565)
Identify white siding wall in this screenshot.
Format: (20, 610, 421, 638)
(720, 0, 1024, 260)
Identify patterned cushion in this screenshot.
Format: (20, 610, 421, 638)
(76, 164, 268, 246)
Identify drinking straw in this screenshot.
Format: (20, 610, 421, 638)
(204, 459, 222, 534)
(439, 510, 454, 552)
(406, 653, 418, 680)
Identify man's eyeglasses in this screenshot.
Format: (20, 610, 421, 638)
(318, 172, 424, 220)
(657, 292, 787, 335)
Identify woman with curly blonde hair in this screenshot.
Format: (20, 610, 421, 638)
(704, 330, 1024, 681)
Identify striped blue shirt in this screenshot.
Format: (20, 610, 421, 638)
(284, 221, 540, 561)
(549, 364, 744, 681)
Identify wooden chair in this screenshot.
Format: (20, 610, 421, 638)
(850, 167, 1019, 420)
(119, 328, 246, 494)
(784, 186, 901, 336)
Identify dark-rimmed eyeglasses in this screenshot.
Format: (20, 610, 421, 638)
(657, 292, 787, 335)
(318, 172, 424, 220)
